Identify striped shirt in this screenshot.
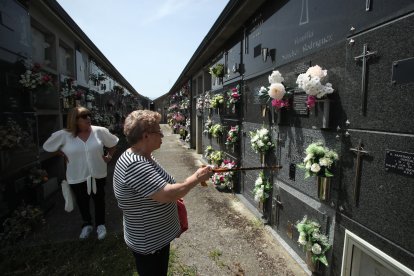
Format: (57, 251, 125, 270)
(113, 150, 180, 254)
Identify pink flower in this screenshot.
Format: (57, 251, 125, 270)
(271, 99, 289, 109)
(306, 95, 316, 108)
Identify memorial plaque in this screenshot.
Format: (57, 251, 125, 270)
(385, 150, 414, 178)
(292, 90, 308, 115)
(391, 57, 414, 85)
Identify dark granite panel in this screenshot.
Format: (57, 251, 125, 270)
(332, 214, 414, 274)
(346, 0, 414, 35)
(343, 14, 414, 134)
(339, 130, 414, 254)
(0, 1, 30, 58)
(223, 41, 242, 83)
(273, 183, 335, 275)
(243, 74, 273, 125)
(243, 0, 349, 78)
(275, 126, 341, 203)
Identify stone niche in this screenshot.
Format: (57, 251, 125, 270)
(223, 39, 242, 83)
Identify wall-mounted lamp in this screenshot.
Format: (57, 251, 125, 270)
(261, 47, 275, 63)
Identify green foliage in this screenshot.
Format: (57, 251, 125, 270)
(0, 204, 44, 247)
(209, 63, 224, 78)
(209, 124, 223, 138)
(296, 216, 331, 267)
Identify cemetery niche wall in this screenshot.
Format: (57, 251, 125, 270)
(165, 0, 414, 274)
(0, 0, 147, 240)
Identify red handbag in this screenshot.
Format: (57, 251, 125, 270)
(176, 199, 188, 237)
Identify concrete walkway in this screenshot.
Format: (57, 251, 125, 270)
(25, 124, 308, 275)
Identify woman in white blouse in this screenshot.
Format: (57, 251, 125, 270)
(43, 107, 118, 240)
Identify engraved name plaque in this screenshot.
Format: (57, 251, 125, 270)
(384, 150, 414, 178)
(293, 90, 308, 116)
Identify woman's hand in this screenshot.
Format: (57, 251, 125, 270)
(57, 151, 68, 163)
(103, 154, 113, 163)
(194, 166, 213, 183)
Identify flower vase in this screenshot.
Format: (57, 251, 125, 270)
(319, 98, 330, 129)
(317, 176, 331, 201)
(306, 251, 319, 272)
(260, 153, 265, 166)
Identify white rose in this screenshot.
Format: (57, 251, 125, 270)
(310, 163, 321, 173)
(311, 243, 322, 255)
(257, 140, 264, 148)
(255, 177, 263, 186)
(268, 83, 286, 100)
(306, 65, 327, 79)
(298, 233, 307, 245)
(319, 158, 329, 167)
(258, 128, 269, 136)
(268, 70, 284, 84)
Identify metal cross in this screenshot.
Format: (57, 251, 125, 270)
(354, 43, 377, 115)
(365, 0, 371, 11)
(272, 195, 283, 228)
(349, 139, 369, 206)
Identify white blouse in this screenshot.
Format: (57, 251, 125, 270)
(43, 126, 119, 189)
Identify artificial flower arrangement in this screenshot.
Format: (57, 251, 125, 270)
(298, 142, 339, 179)
(210, 94, 225, 109)
(203, 118, 213, 135)
(226, 85, 241, 109)
(180, 98, 190, 109)
(19, 63, 53, 90)
(209, 123, 224, 138)
(253, 171, 272, 203)
(27, 167, 48, 188)
(249, 127, 275, 154)
(0, 118, 35, 150)
(196, 96, 204, 111)
(172, 112, 185, 123)
(296, 216, 331, 267)
(203, 91, 211, 109)
(225, 125, 239, 148)
(211, 159, 237, 190)
(258, 70, 293, 110)
(168, 104, 179, 112)
(210, 150, 224, 166)
(296, 65, 334, 109)
(86, 94, 95, 101)
(204, 146, 214, 163)
(209, 63, 225, 78)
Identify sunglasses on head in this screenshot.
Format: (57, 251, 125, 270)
(77, 113, 91, 119)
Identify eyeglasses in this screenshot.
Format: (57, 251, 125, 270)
(149, 130, 164, 137)
(77, 113, 91, 119)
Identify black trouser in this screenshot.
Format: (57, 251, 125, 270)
(70, 177, 106, 227)
(132, 243, 170, 276)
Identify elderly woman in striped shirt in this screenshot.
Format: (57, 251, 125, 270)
(113, 110, 212, 276)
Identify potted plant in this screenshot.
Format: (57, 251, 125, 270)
(249, 127, 275, 164)
(296, 216, 331, 272)
(298, 142, 339, 200)
(209, 63, 224, 78)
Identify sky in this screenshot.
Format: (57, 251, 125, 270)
(56, 0, 229, 100)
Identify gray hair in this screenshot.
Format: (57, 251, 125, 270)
(123, 110, 161, 145)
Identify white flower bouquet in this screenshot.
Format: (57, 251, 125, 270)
(210, 94, 224, 109)
(298, 142, 339, 179)
(253, 171, 272, 202)
(296, 65, 334, 108)
(258, 70, 293, 110)
(209, 123, 224, 138)
(296, 216, 331, 267)
(249, 127, 274, 154)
